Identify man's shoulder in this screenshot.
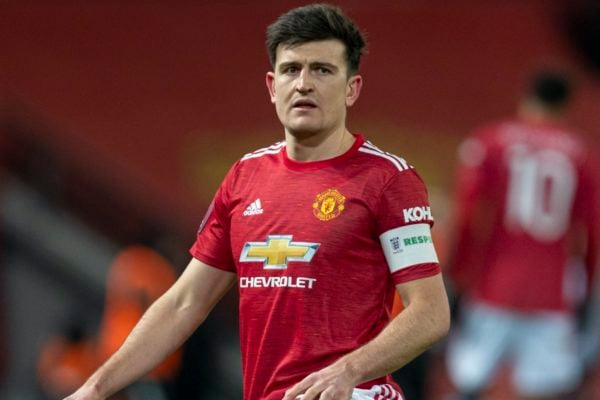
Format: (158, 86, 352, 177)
(466, 119, 592, 167)
(220, 141, 285, 185)
(467, 119, 540, 150)
(356, 139, 414, 174)
(468, 119, 513, 141)
(239, 141, 286, 163)
(353, 139, 430, 192)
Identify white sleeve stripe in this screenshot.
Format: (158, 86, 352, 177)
(241, 142, 286, 160)
(358, 147, 406, 171)
(242, 142, 285, 161)
(379, 223, 439, 273)
(359, 142, 411, 171)
(362, 142, 410, 169)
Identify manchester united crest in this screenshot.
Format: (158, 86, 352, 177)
(313, 188, 346, 221)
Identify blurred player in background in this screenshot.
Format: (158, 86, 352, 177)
(39, 245, 180, 400)
(445, 70, 599, 400)
(37, 315, 97, 400)
(96, 245, 181, 399)
(64, 4, 450, 400)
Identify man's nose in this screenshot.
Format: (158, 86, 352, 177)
(295, 69, 314, 93)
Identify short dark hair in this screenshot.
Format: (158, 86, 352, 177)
(527, 71, 571, 108)
(266, 4, 366, 75)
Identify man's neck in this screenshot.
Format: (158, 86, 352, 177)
(517, 100, 565, 125)
(285, 128, 355, 162)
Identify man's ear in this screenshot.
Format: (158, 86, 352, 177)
(346, 74, 363, 107)
(266, 72, 276, 104)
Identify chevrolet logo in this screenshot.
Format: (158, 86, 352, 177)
(240, 235, 319, 269)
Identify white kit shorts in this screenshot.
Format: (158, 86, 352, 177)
(446, 301, 583, 397)
(296, 384, 404, 400)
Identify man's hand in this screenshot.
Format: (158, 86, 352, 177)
(282, 360, 358, 400)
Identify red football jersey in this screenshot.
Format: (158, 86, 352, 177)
(451, 120, 599, 311)
(191, 134, 440, 400)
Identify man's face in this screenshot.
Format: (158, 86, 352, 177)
(266, 39, 362, 138)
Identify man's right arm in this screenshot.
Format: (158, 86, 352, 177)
(64, 258, 237, 400)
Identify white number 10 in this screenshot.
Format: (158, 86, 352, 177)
(505, 145, 577, 242)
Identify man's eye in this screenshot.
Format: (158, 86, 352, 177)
(284, 66, 298, 74)
(317, 67, 331, 74)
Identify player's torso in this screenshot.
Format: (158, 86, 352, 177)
(229, 153, 392, 323)
(227, 150, 397, 398)
(478, 122, 585, 309)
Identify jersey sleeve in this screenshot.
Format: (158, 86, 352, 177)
(376, 168, 441, 285)
(189, 163, 238, 272)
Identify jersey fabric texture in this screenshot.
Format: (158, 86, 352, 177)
(451, 119, 599, 311)
(190, 134, 440, 400)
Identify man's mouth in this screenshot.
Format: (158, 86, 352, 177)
(292, 99, 317, 109)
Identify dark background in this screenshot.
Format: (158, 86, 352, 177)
(1, 1, 599, 399)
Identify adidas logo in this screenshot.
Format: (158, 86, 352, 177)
(243, 199, 264, 216)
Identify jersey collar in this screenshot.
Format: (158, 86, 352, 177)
(281, 134, 365, 171)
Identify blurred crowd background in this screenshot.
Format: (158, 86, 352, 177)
(1, 1, 600, 399)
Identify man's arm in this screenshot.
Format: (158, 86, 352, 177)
(64, 258, 236, 400)
(283, 273, 450, 400)
(445, 138, 488, 295)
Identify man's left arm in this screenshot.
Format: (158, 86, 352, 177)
(283, 273, 450, 400)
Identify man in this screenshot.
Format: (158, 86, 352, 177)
(446, 71, 599, 400)
(64, 4, 450, 400)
